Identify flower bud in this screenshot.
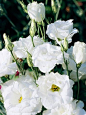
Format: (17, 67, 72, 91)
(37, 21, 42, 26)
(63, 38, 68, 51)
(27, 2, 45, 22)
(51, 0, 57, 13)
(77, 63, 81, 69)
(27, 52, 33, 68)
(17, 0, 27, 13)
(73, 41, 86, 64)
(3, 33, 14, 52)
(61, 44, 64, 52)
(30, 19, 36, 38)
(0, 4, 7, 17)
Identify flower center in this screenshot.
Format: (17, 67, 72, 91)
(51, 84, 60, 92)
(19, 96, 22, 103)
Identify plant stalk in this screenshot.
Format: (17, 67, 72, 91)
(76, 64, 80, 99)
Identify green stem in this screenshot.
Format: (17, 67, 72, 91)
(73, 0, 82, 10)
(42, 21, 45, 41)
(37, 24, 40, 37)
(45, 18, 50, 24)
(31, 67, 38, 83)
(11, 51, 23, 75)
(31, 36, 35, 47)
(45, 0, 48, 5)
(0, 110, 5, 115)
(63, 52, 69, 77)
(35, 68, 39, 79)
(76, 64, 79, 99)
(38, 25, 45, 41)
(65, 60, 69, 76)
(55, 0, 62, 20)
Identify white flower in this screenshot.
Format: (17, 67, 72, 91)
(13, 35, 44, 58)
(0, 49, 17, 77)
(73, 41, 86, 64)
(43, 100, 86, 115)
(69, 62, 86, 82)
(27, 2, 45, 22)
(62, 46, 76, 71)
(63, 46, 86, 81)
(36, 72, 74, 109)
(46, 20, 78, 45)
(32, 43, 63, 73)
(1, 75, 42, 115)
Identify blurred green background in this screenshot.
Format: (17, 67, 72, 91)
(0, 0, 86, 50)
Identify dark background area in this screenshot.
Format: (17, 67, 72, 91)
(0, 0, 86, 48)
(0, 0, 86, 50)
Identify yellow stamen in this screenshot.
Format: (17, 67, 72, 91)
(51, 84, 60, 92)
(19, 96, 22, 103)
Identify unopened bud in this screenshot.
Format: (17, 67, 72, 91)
(61, 44, 64, 52)
(30, 19, 36, 38)
(27, 52, 33, 67)
(37, 21, 42, 26)
(17, 0, 28, 13)
(77, 63, 81, 69)
(63, 38, 68, 51)
(3, 33, 14, 52)
(51, 0, 57, 13)
(0, 4, 7, 16)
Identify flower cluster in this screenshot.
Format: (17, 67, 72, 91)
(0, 1, 86, 115)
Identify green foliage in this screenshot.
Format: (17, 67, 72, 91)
(0, 101, 6, 115)
(73, 80, 86, 110)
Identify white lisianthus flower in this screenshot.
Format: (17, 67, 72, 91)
(68, 62, 86, 82)
(0, 49, 17, 77)
(1, 75, 42, 115)
(63, 46, 86, 81)
(46, 20, 78, 45)
(36, 72, 74, 109)
(32, 43, 63, 73)
(62, 46, 76, 71)
(43, 100, 86, 115)
(13, 35, 44, 58)
(73, 41, 86, 64)
(27, 2, 45, 22)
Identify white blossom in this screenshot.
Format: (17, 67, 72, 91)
(43, 100, 86, 115)
(63, 46, 86, 81)
(0, 49, 17, 77)
(36, 72, 74, 109)
(1, 75, 42, 115)
(27, 2, 45, 22)
(32, 43, 63, 73)
(46, 20, 78, 45)
(73, 41, 86, 64)
(13, 35, 44, 58)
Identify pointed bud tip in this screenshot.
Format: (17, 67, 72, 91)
(3, 33, 7, 40)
